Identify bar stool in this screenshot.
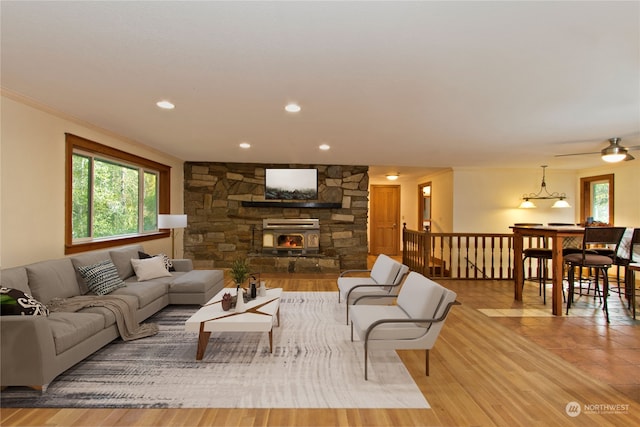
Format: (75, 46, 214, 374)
(622, 228, 640, 319)
(516, 223, 550, 304)
(565, 227, 626, 322)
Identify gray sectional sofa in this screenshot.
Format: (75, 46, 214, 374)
(0, 244, 224, 391)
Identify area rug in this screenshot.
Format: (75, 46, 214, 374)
(1, 292, 429, 409)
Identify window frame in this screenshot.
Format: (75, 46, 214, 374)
(65, 133, 171, 254)
(580, 173, 614, 225)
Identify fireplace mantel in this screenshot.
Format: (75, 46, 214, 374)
(241, 201, 342, 208)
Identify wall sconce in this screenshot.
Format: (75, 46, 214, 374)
(158, 214, 188, 258)
(519, 166, 570, 209)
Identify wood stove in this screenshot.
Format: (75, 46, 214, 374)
(262, 218, 320, 255)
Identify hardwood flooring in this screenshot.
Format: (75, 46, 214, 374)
(2, 267, 639, 426)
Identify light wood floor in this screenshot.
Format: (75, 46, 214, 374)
(2, 267, 639, 427)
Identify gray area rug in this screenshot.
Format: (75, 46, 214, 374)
(1, 292, 429, 409)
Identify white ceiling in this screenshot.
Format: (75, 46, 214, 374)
(2, 1, 639, 176)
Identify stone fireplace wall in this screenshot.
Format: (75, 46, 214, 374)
(183, 162, 369, 272)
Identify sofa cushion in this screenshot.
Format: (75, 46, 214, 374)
(76, 293, 138, 328)
(109, 245, 143, 280)
(0, 267, 31, 295)
(112, 280, 170, 308)
(0, 287, 49, 316)
(48, 311, 106, 354)
(26, 258, 81, 304)
(169, 270, 223, 294)
(77, 260, 126, 296)
(131, 257, 173, 281)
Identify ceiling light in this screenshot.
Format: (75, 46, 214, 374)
(386, 173, 399, 181)
(519, 165, 570, 208)
(601, 137, 628, 163)
(319, 144, 330, 151)
(285, 103, 301, 113)
(156, 100, 175, 110)
(239, 142, 251, 149)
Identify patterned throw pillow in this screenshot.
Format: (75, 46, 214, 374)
(0, 287, 49, 316)
(77, 260, 126, 296)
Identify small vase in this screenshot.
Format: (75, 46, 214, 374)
(234, 288, 246, 312)
(221, 292, 232, 311)
(259, 281, 267, 297)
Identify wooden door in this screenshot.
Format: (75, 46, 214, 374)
(370, 185, 401, 255)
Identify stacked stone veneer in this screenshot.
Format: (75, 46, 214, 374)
(184, 162, 369, 272)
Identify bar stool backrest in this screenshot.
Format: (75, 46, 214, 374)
(581, 227, 627, 261)
(631, 228, 640, 262)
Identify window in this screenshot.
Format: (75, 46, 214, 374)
(65, 133, 171, 254)
(580, 174, 614, 225)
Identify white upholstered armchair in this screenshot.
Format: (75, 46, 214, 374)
(349, 271, 459, 380)
(337, 254, 409, 324)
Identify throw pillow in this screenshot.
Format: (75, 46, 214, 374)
(138, 251, 175, 272)
(0, 287, 49, 316)
(130, 257, 173, 281)
(77, 260, 126, 296)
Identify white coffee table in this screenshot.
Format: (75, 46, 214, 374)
(184, 287, 283, 360)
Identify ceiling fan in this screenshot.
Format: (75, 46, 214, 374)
(555, 137, 640, 163)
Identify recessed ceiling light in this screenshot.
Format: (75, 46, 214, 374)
(156, 100, 175, 110)
(319, 144, 330, 151)
(285, 103, 301, 113)
(239, 142, 251, 149)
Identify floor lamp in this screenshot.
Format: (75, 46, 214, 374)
(158, 214, 187, 259)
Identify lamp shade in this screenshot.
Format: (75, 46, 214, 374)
(551, 199, 571, 208)
(158, 214, 187, 229)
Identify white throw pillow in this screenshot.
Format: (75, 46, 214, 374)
(131, 257, 173, 281)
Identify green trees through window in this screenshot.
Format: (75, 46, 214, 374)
(72, 153, 158, 240)
(66, 133, 170, 253)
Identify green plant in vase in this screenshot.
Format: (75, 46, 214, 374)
(229, 258, 250, 291)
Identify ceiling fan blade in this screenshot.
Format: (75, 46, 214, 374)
(628, 145, 640, 151)
(554, 151, 600, 157)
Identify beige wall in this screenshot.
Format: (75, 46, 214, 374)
(452, 167, 578, 233)
(577, 161, 640, 227)
(0, 93, 185, 268)
(376, 164, 638, 244)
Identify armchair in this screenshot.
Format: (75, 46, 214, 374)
(337, 254, 409, 324)
(349, 271, 459, 380)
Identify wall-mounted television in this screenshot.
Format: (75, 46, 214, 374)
(265, 168, 318, 200)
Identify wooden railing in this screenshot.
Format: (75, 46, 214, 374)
(403, 225, 522, 280)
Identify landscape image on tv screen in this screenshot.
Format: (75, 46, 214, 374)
(265, 168, 318, 200)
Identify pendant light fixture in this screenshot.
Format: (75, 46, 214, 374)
(519, 166, 570, 208)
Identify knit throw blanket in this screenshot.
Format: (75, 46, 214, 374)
(48, 295, 159, 341)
